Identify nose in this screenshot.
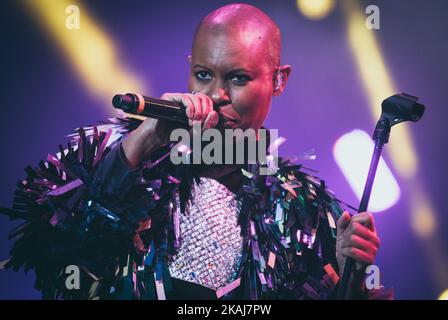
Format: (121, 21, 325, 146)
(209, 85, 231, 110)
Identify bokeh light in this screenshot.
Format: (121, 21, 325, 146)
(296, 0, 335, 20)
(333, 129, 400, 212)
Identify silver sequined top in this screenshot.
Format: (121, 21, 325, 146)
(168, 177, 244, 291)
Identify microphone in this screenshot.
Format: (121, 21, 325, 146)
(112, 93, 188, 124)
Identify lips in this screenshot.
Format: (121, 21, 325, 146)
(222, 121, 239, 129)
(219, 114, 239, 129)
(218, 112, 238, 123)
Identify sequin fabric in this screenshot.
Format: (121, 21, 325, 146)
(168, 177, 243, 291)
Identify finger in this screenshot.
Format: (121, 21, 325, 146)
(204, 93, 214, 118)
(203, 110, 219, 129)
(351, 212, 375, 232)
(179, 95, 195, 127)
(176, 94, 196, 127)
(197, 95, 208, 124)
(350, 222, 380, 248)
(161, 93, 195, 121)
(188, 94, 202, 121)
(337, 211, 351, 233)
(211, 110, 219, 127)
(342, 234, 378, 254)
(196, 92, 212, 124)
(341, 247, 374, 265)
(161, 93, 190, 114)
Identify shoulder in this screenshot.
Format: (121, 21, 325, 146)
(259, 157, 344, 254)
(273, 157, 346, 217)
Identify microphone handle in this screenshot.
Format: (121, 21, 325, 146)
(112, 93, 189, 124)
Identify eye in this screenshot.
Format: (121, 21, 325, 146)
(195, 71, 213, 81)
(230, 74, 251, 86)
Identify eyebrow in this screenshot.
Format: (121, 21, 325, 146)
(229, 68, 251, 74)
(193, 64, 252, 75)
(193, 64, 213, 71)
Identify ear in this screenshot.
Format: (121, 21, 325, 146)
(273, 65, 292, 96)
(187, 55, 192, 64)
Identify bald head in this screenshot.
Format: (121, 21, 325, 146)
(193, 3, 281, 69)
(188, 4, 291, 131)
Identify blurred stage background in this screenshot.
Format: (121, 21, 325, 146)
(0, 0, 447, 299)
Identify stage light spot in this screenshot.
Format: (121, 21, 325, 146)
(296, 0, 335, 20)
(438, 289, 448, 300)
(411, 194, 436, 239)
(333, 129, 400, 212)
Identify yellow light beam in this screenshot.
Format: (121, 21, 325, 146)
(342, 0, 417, 179)
(342, 0, 438, 238)
(24, 0, 145, 107)
(438, 289, 448, 300)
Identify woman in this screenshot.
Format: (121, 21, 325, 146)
(1, 3, 387, 300)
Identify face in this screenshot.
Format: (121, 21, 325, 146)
(189, 27, 277, 131)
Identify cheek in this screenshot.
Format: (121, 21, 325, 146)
(233, 82, 272, 127)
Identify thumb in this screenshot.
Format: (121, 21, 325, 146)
(337, 211, 351, 233)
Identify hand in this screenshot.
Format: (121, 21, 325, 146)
(161, 92, 219, 129)
(122, 92, 219, 169)
(336, 211, 380, 275)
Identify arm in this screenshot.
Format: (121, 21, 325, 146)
(1, 93, 218, 299)
(0, 121, 158, 299)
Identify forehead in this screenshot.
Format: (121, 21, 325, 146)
(192, 27, 272, 73)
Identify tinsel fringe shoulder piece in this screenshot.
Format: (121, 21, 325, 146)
(0, 117, 393, 300)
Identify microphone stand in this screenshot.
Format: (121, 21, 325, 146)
(336, 118, 389, 299)
(336, 93, 425, 299)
